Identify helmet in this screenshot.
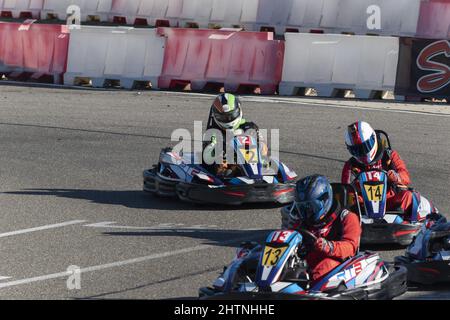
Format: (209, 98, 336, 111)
(211, 93, 243, 130)
(293, 175, 334, 228)
(345, 121, 378, 165)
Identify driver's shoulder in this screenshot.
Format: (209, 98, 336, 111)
(339, 208, 359, 223)
(387, 149, 402, 159)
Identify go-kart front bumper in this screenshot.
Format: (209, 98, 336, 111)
(395, 256, 450, 285)
(176, 182, 296, 205)
(143, 168, 178, 197)
(361, 220, 421, 246)
(143, 168, 296, 205)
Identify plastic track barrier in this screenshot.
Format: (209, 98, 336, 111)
(109, 0, 181, 26)
(175, 0, 247, 29)
(0, 0, 44, 19)
(176, 0, 215, 28)
(165, 0, 422, 36)
(41, 0, 113, 22)
(283, 0, 421, 36)
(157, 28, 284, 94)
(313, 0, 421, 36)
(417, 0, 450, 39)
(209, 0, 246, 29)
(64, 26, 165, 89)
(0, 21, 69, 83)
(279, 33, 399, 99)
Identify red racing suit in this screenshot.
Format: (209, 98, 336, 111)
(299, 207, 362, 282)
(341, 148, 415, 218)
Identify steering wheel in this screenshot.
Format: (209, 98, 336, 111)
(351, 168, 388, 185)
(351, 168, 407, 191)
(297, 229, 318, 249)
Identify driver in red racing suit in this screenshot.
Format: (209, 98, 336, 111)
(286, 175, 361, 283)
(341, 121, 423, 222)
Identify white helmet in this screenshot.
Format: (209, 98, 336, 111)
(345, 121, 378, 165)
(211, 93, 243, 130)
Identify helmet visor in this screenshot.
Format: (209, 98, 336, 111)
(347, 133, 376, 158)
(294, 200, 325, 224)
(214, 106, 241, 124)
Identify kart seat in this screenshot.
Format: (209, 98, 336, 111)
(375, 130, 392, 150)
(331, 183, 362, 218)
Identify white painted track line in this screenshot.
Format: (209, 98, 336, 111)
(0, 220, 87, 238)
(0, 235, 255, 290)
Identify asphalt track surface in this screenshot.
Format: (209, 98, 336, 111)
(0, 85, 448, 300)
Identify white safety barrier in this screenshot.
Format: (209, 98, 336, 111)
(64, 26, 165, 89)
(319, 0, 421, 36)
(0, 0, 44, 18)
(109, 0, 182, 26)
(172, 0, 259, 30)
(239, 0, 273, 31)
(170, 0, 422, 36)
(279, 33, 400, 99)
(176, 0, 215, 28)
(287, 0, 337, 30)
(247, 0, 422, 35)
(209, 0, 246, 28)
(41, 0, 113, 21)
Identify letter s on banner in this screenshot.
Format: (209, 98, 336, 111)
(416, 40, 450, 93)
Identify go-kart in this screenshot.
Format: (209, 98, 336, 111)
(143, 134, 297, 205)
(350, 130, 439, 246)
(395, 215, 450, 285)
(201, 184, 408, 300)
(353, 168, 438, 246)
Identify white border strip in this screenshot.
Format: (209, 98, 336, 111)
(0, 235, 256, 289)
(0, 220, 87, 238)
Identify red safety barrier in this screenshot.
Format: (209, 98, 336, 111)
(157, 28, 284, 94)
(417, 0, 450, 39)
(0, 21, 69, 83)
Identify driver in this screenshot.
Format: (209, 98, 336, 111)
(341, 121, 425, 222)
(203, 93, 267, 175)
(286, 175, 361, 283)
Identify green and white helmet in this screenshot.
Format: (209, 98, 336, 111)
(211, 93, 243, 130)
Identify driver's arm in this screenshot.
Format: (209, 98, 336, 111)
(389, 150, 411, 186)
(328, 212, 361, 259)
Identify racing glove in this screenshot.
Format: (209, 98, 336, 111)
(387, 170, 402, 185)
(203, 136, 218, 165)
(315, 238, 334, 255)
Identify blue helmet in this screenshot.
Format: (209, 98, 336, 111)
(294, 175, 333, 227)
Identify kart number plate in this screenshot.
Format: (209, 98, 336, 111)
(239, 147, 258, 163)
(262, 245, 288, 267)
(363, 183, 384, 202)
